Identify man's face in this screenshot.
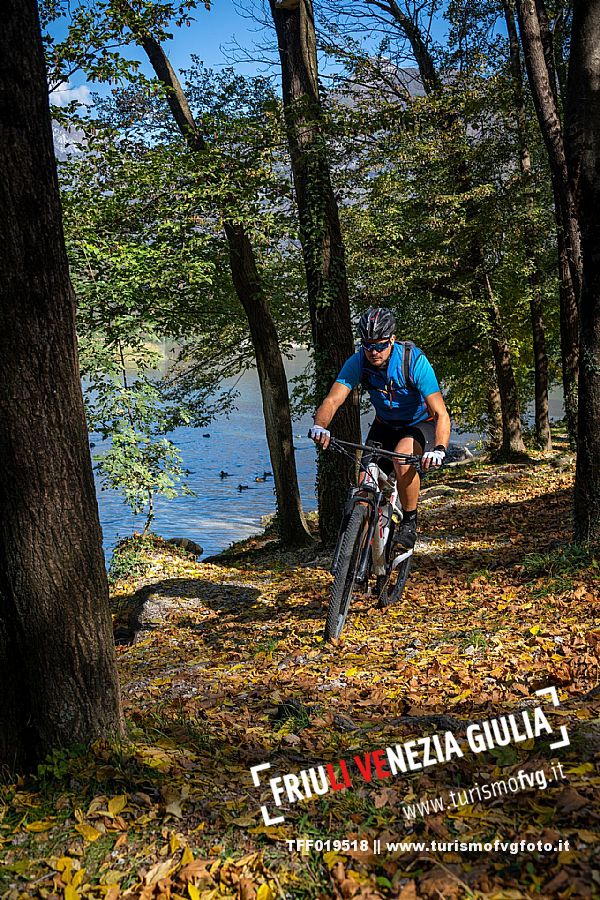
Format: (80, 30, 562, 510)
(362, 335, 395, 368)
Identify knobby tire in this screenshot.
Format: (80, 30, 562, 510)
(325, 504, 370, 641)
(378, 552, 413, 608)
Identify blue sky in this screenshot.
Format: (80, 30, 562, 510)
(157, 2, 271, 72)
(49, 1, 483, 107)
(50, 1, 279, 105)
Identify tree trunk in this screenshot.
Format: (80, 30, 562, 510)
(484, 276, 527, 457)
(556, 220, 580, 443)
(224, 224, 312, 545)
(565, 0, 600, 541)
(269, 0, 361, 544)
(120, 14, 312, 546)
(516, 0, 581, 446)
(0, 0, 123, 772)
(485, 364, 504, 455)
(503, 0, 552, 449)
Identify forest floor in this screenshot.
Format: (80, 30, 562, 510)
(1, 443, 600, 900)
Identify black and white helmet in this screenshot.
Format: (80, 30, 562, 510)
(357, 307, 396, 342)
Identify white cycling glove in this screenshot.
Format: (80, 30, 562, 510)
(309, 425, 331, 446)
(422, 446, 446, 468)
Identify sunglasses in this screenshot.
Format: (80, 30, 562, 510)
(362, 339, 391, 352)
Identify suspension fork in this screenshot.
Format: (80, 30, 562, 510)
(356, 492, 381, 583)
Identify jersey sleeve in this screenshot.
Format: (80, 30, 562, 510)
(335, 352, 362, 390)
(411, 349, 440, 397)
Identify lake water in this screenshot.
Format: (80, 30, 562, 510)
(94, 349, 561, 560)
(95, 350, 319, 560)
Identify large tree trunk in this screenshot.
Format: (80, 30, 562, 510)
(224, 224, 312, 545)
(556, 221, 580, 443)
(0, 0, 123, 772)
(269, 0, 361, 544)
(516, 0, 581, 446)
(503, 0, 551, 449)
(485, 361, 504, 455)
(121, 15, 312, 546)
(565, 0, 600, 541)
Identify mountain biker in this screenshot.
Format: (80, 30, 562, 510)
(309, 307, 451, 550)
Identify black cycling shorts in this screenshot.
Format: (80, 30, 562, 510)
(362, 417, 436, 474)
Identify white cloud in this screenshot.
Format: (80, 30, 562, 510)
(49, 81, 92, 108)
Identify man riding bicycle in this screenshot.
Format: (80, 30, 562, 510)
(309, 307, 451, 550)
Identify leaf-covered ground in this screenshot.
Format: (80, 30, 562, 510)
(2, 449, 600, 899)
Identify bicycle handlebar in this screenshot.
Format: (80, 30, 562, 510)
(327, 436, 422, 466)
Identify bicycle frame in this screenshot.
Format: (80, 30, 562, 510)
(329, 438, 421, 581)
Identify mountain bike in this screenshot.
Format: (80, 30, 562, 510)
(324, 437, 422, 641)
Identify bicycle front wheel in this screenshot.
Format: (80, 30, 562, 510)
(379, 549, 413, 609)
(325, 504, 370, 641)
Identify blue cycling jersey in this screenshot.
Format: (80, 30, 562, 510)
(336, 342, 440, 426)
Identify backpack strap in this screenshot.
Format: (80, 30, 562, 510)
(359, 341, 419, 392)
(401, 341, 417, 392)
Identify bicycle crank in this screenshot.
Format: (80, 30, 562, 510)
(391, 548, 414, 569)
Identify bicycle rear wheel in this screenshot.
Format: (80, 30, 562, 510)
(325, 504, 370, 641)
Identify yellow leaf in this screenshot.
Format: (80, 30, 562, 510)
(101, 870, 124, 885)
(248, 825, 290, 840)
(25, 818, 54, 832)
(188, 886, 201, 900)
(108, 795, 127, 817)
(530, 624, 541, 635)
(170, 833, 181, 853)
(345, 667, 358, 676)
(54, 857, 73, 874)
(72, 868, 86, 890)
(256, 884, 275, 900)
(233, 853, 258, 868)
(323, 851, 344, 869)
(181, 846, 194, 866)
(64, 885, 80, 900)
(347, 870, 369, 884)
(75, 824, 102, 843)
(566, 762, 594, 774)
(454, 688, 472, 701)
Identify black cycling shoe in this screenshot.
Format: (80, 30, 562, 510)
(394, 519, 417, 550)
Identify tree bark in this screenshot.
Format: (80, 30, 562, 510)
(224, 223, 312, 545)
(503, 0, 552, 449)
(556, 220, 580, 443)
(516, 0, 581, 446)
(119, 15, 312, 546)
(0, 0, 124, 772)
(485, 362, 505, 455)
(269, 0, 361, 544)
(565, 0, 600, 541)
